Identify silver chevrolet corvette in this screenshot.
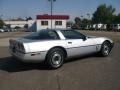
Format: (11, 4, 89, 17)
(9, 29, 114, 68)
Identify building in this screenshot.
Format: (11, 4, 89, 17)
(3, 14, 70, 31)
(4, 20, 36, 31)
(36, 14, 69, 31)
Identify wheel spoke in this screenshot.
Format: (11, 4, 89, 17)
(47, 48, 65, 68)
(103, 44, 109, 55)
(52, 53, 62, 65)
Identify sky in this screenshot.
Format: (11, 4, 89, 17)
(0, 0, 120, 21)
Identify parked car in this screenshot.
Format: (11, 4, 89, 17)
(112, 24, 120, 31)
(0, 29, 4, 32)
(4, 29, 11, 32)
(9, 29, 114, 69)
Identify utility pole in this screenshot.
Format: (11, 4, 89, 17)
(48, 0, 56, 29)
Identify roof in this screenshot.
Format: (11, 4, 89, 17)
(40, 28, 73, 31)
(36, 15, 69, 20)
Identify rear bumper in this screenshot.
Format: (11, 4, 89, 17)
(9, 48, 47, 62)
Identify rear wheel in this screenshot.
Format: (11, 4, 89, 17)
(11, 55, 16, 60)
(46, 48, 65, 69)
(100, 41, 111, 56)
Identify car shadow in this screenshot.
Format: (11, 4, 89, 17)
(0, 56, 50, 73)
(65, 54, 102, 63)
(0, 54, 102, 73)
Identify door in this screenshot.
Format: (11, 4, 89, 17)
(61, 30, 97, 57)
(66, 38, 97, 57)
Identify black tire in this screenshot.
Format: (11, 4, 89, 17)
(100, 41, 111, 57)
(11, 55, 16, 60)
(46, 48, 65, 69)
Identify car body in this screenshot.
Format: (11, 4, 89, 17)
(4, 29, 11, 32)
(9, 29, 114, 68)
(0, 29, 4, 32)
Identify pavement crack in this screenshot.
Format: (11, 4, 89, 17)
(56, 72, 61, 90)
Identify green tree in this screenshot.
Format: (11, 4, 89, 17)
(75, 17, 81, 25)
(86, 13, 90, 19)
(82, 18, 92, 25)
(92, 4, 115, 24)
(0, 19, 5, 28)
(67, 21, 73, 27)
(113, 13, 120, 24)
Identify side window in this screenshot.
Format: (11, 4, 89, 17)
(24, 30, 60, 40)
(55, 21, 62, 26)
(47, 31, 60, 39)
(24, 32, 40, 40)
(41, 21, 48, 26)
(61, 30, 85, 39)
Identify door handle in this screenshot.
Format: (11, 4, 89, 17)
(68, 42, 72, 44)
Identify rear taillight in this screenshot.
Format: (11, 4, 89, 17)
(9, 39, 25, 53)
(18, 43, 25, 53)
(20, 44, 25, 51)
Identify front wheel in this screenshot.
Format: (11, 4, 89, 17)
(99, 41, 111, 57)
(46, 48, 65, 69)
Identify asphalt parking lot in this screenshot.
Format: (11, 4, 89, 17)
(0, 31, 120, 90)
